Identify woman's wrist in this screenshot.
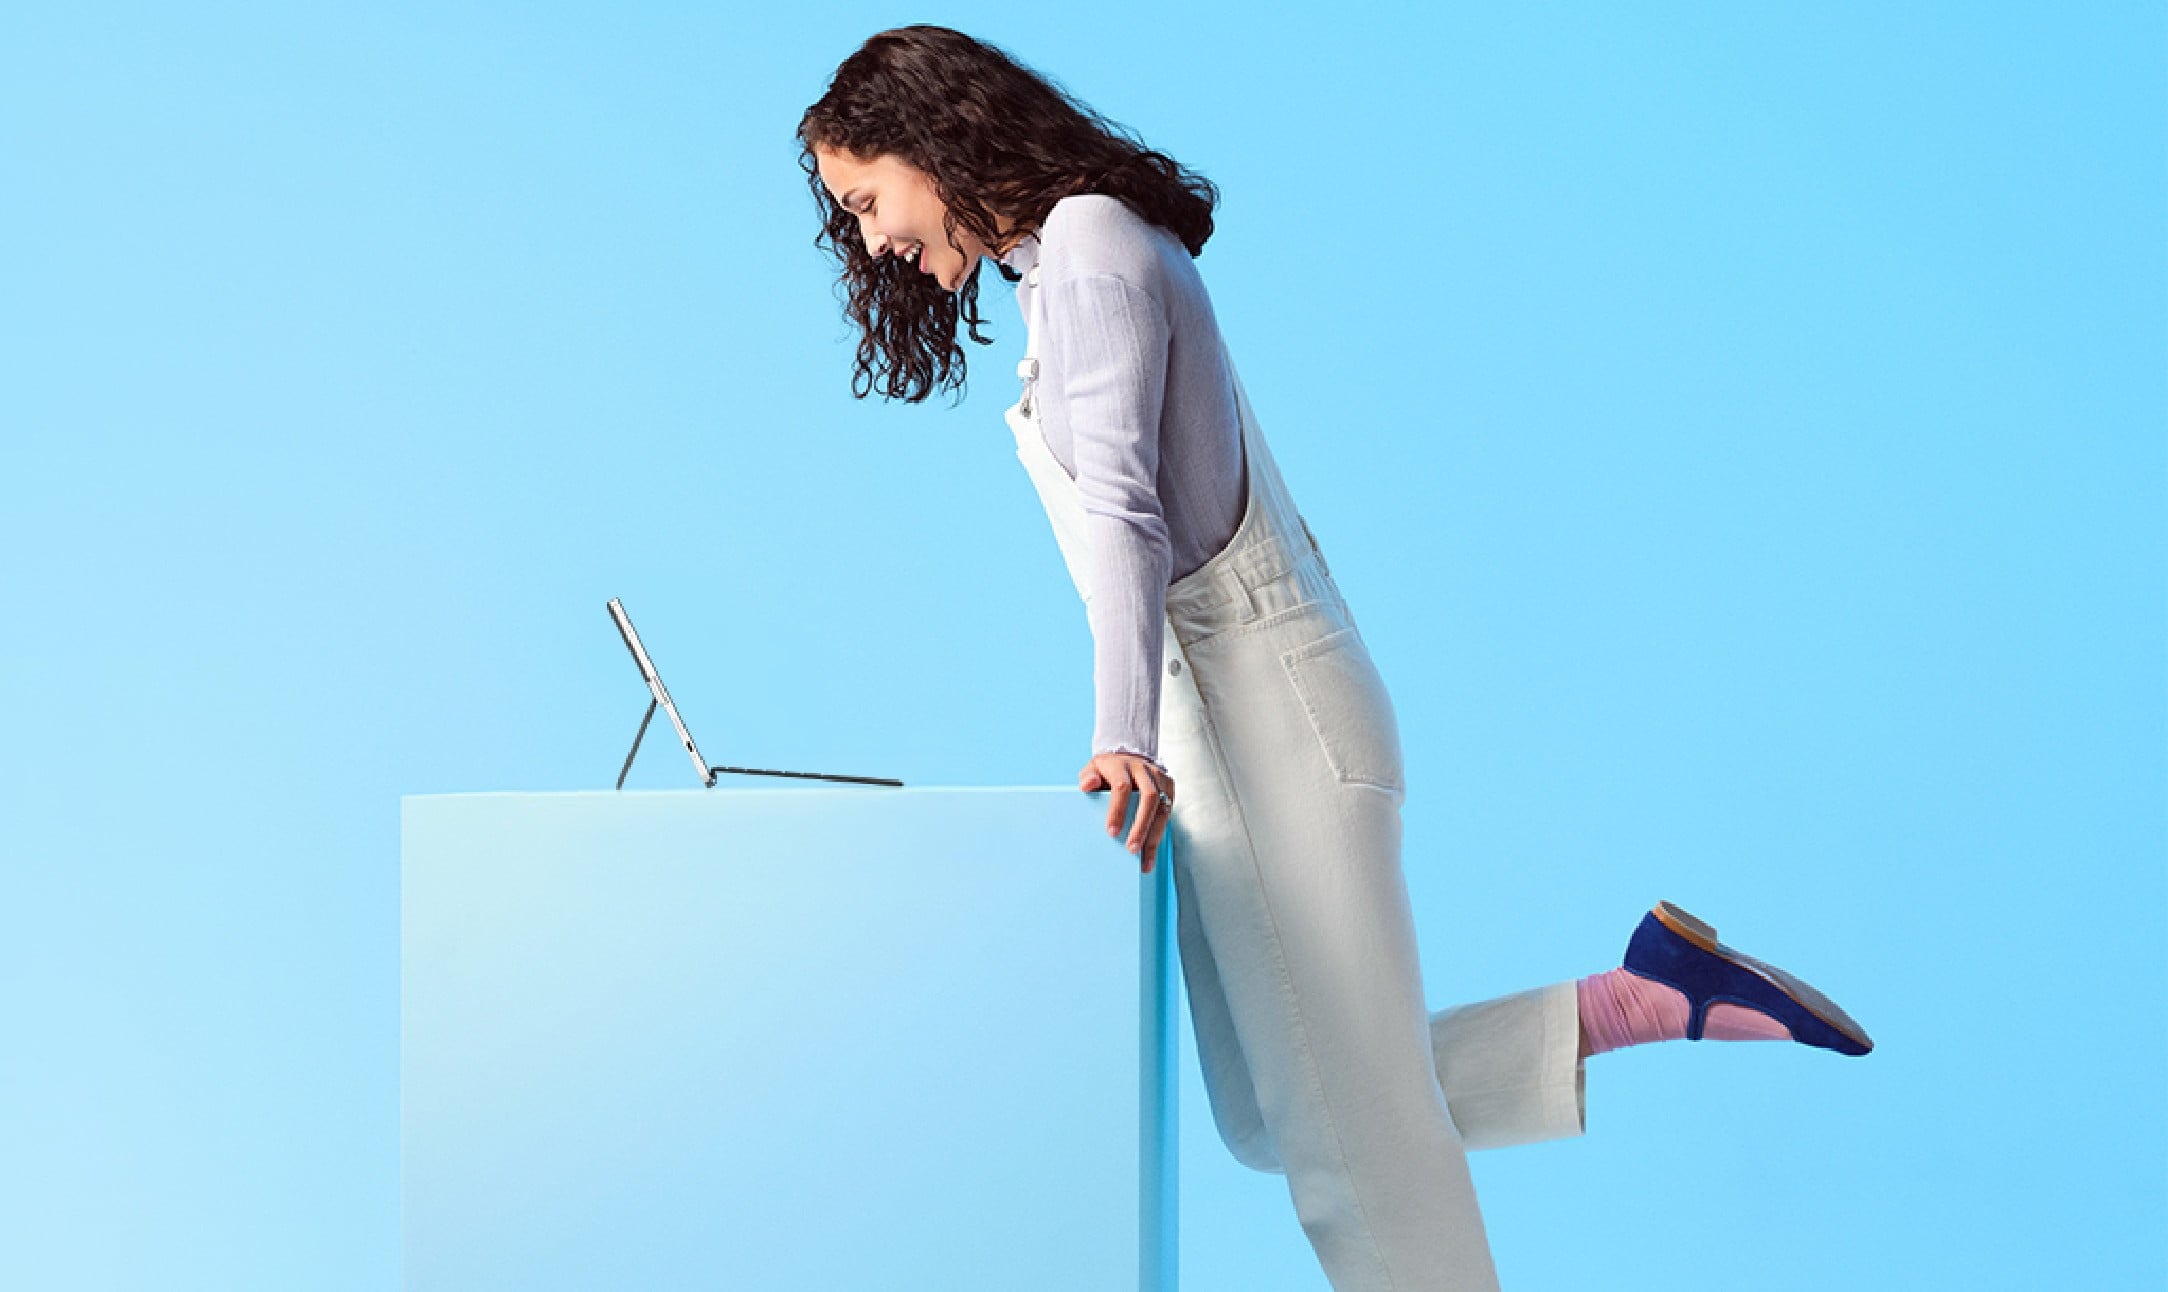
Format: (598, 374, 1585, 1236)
(1094, 744, 1165, 773)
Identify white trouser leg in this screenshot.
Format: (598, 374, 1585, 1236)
(1162, 593, 1580, 1291)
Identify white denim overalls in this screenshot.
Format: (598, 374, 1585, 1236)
(1005, 260, 1588, 1292)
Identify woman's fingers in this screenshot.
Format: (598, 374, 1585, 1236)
(1104, 767, 1132, 839)
(1125, 761, 1158, 853)
(1082, 752, 1176, 870)
(1129, 762, 1176, 854)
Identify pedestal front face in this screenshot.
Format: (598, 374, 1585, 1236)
(400, 787, 1176, 1292)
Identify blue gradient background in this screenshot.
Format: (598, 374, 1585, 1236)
(3, 4, 2161, 1289)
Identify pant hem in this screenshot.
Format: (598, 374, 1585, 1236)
(1448, 980, 1589, 1151)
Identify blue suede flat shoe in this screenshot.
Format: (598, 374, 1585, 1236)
(1622, 901, 1874, 1057)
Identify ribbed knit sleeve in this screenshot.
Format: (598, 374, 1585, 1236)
(1038, 270, 1174, 765)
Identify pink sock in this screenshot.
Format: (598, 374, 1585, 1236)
(1575, 967, 1792, 1056)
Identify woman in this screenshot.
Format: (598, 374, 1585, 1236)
(798, 27, 1874, 1291)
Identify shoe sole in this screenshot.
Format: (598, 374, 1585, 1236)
(1651, 900, 1874, 1054)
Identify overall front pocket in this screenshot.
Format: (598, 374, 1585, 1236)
(1278, 625, 1406, 794)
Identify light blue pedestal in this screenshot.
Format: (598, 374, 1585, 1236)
(400, 788, 1176, 1291)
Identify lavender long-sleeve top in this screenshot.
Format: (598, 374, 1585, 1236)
(998, 194, 1246, 766)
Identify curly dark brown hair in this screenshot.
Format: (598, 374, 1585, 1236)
(797, 25, 1220, 405)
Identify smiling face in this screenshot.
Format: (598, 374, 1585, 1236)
(814, 145, 1021, 293)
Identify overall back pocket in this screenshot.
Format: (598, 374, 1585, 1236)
(1278, 625, 1407, 795)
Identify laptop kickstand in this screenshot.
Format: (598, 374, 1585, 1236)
(616, 698, 659, 791)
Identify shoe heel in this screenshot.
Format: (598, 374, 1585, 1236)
(1652, 900, 1719, 952)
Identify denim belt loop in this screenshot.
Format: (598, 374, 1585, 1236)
(1216, 563, 1257, 624)
(1298, 514, 1329, 576)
